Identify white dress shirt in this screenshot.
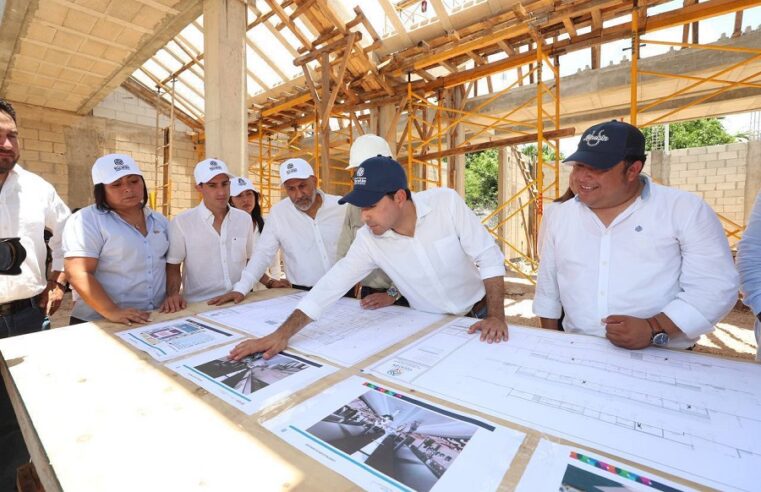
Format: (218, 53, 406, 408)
(296, 188, 506, 320)
(533, 176, 739, 349)
(233, 191, 346, 293)
(63, 205, 169, 321)
(0, 164, 70, 303)
(168, 203, 255, 303)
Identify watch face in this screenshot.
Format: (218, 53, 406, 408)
(387, 287, 399, 298)
(652, 332, 669, 346)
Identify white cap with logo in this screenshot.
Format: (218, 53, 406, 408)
(194, 158, 234, 185)
(348, 134, 393, 169)
(91, 153, 143, 185)
(230, 176, 258, 197)
(279, 158, 314, 184)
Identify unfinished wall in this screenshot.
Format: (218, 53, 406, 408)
(13, 92, 198, 215)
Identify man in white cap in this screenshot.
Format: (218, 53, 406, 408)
(337, 134, 405, 308)
(161, 159, 255, 312)
(209, 158, 347, 305)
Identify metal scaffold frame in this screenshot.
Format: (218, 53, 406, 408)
(151, 78, 176, 217)
(629, 2, 761, 245)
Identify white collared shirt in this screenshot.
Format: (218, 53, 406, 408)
(63, 205, 169, 321)
(0, 164, 70, 303)
(296, 188, 506, 320)
(533, 176, 739, 349)
(168, 203, 255, 303)
(233, 191, 346, 293)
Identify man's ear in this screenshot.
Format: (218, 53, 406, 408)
(627, 160, 644, 180)
(195, 183, 203, 193)
(395, 189, 407, 204)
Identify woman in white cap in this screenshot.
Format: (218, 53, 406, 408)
(62, 154, 169, 325)
(228, 176, 286, 288)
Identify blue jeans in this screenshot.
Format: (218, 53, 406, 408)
(1, 301, 47, 490)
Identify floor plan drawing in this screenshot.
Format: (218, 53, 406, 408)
(365, 319, 761, 491)
(200, 293, 444, 366)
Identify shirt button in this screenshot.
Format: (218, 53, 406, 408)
(599, 291, 605, 296)
(601, 261, 607, 266)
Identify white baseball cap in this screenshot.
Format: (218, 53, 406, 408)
(279, 158, 314, 184)
(348, 134, 393, 169)
(91, 153, 143, 185)
(194, 158, 234, 185)
(230, 176, 258, 197)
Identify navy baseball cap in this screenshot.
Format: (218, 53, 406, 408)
(564, 120, 646, 170)
(338, 156, 408, 207)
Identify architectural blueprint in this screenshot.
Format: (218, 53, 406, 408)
(365, 318, 761, 491)
(200, 293, 444, 366)
(167, 343, 336, 415)
(263, 376, 524, 492)
(115, 317, 242, 361)
(517, 439, 696, 492)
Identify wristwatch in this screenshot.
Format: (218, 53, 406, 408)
(647, 317, 669, 346)
(386, 286, 401, 301)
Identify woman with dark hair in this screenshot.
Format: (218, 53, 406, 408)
(229, 176, 285, 288)
(62, 154, 169, 325)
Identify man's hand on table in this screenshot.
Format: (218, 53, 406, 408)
(230, 330, 288, 360)
(468, 316, 509, 343)
(604, 315, 652, 349)
(208, 291, 245, 306)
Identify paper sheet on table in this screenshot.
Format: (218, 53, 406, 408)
(517, 439, 697, 492)
(364, 318, 761, 492)
(263, 376, 524, 492)
(115, 317, 242, 361)
(167, 343, 336, 415)
(200, 293, 444, 366)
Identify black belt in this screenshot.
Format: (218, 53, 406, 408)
(0, 297, 35, 317)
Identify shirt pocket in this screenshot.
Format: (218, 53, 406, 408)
(433, 234, 466, 266)
(149, 228, 170, 260)
(230, 236, 248, 264)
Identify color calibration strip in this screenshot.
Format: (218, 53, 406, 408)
(570, 451, 684, 492)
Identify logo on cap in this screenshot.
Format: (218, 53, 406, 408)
(584, 130, 609, 147)
(286, 162, 296, 174)
(356, 167, 365, 177)
(209, 160, 221, 170)
(237, 178, 246, 185)
(113, 158, 129, 172)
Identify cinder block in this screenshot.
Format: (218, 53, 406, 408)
(697, 183, 716, 191)
(686, 175, 706, 185)
(698, 168, 717, 177)
(716, 182, 736, 190)
(705, 175, 724, 184)
(719, 151, 738, 160)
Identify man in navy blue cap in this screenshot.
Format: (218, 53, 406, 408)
(533, 120, 738, 350)
(229, 156, 508, 360)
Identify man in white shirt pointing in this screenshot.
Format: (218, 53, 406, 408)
(228, 156, 508, 360)
(161, 158, 254, 311)
(533, 120, 738, 349)
(209, 158, 346, 304)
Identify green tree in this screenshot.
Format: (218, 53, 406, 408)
(642, 118, 736, 151)
(464, 149, 498, 209)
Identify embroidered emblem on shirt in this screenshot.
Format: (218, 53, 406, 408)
(635, 225, 643, 232)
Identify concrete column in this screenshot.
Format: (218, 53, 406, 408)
(745, 141, 761, 224)
(203, 0, 247, 176)
(377, 104, 397, 149)
(448, 86, 465, 196)
(648, 149, 670, 185)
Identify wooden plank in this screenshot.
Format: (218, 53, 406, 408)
(415, 128, 575, 161)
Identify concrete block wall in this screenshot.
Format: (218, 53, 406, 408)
(664, 142, 748, 225)
(93, 87, 192, 134)
(12, 96, 198, 216)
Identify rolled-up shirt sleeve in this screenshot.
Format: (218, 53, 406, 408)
(662, 199, 739, 339)
(737, 192, 761, 316)
(233, 219, 280, 294)
(533, 213, 563, 319)
(45, 189, 71, 271)
(296, 233, 378, 321)
(62, 210, 101, 259)
(448, 190, 505, 279)
(166, 218, 187, 265)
